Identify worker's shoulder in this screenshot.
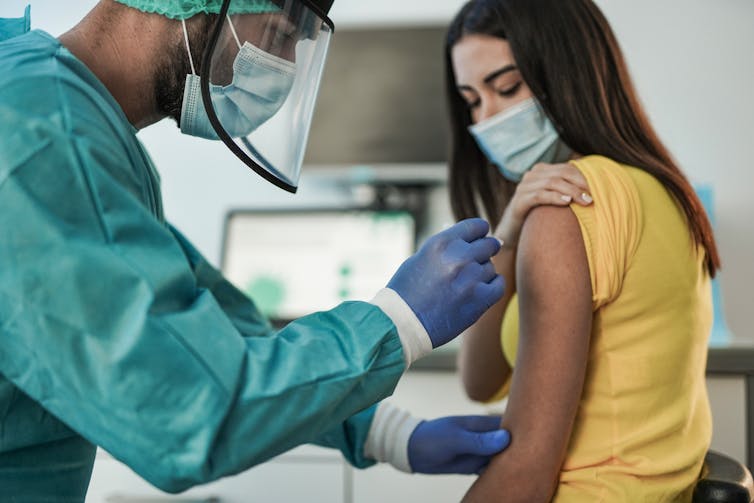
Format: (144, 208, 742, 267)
(0, 30, 65, 98)
(0, 31, 132, 175)
(0, 30, 118, 129)
(0, 31, 69, 164)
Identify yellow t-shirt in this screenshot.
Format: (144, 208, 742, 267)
(494, 155, 713, 502)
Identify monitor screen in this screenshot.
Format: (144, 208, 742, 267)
(304, 25, 450, 165)
(221, 210, 415, 322)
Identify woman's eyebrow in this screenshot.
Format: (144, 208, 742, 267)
(483, 65, 518, 84)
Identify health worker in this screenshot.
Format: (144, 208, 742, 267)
(0, 0, 510, 500)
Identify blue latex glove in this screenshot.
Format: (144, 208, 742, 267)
(408, 415, 511, 475)
(387, 218, 505, 348)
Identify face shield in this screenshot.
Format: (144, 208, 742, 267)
(188, 0, 333, 193)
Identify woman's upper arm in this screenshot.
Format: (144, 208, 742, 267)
(463, 205, 593, 503)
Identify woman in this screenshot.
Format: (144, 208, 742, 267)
(446, 0, 720, 501)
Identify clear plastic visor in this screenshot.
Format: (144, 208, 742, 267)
(203, 0, 332, 192)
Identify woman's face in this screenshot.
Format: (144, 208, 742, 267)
(451, 34, 533, 124)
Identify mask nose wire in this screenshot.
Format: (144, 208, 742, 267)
(181, 18, 197, 76)
(226, 15, 243, 51)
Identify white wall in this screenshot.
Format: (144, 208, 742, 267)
(2, 0, 753, 340)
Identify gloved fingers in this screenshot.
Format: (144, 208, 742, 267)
(451, 415, 505, 432)
(439, 218, 490, 244)
(473, 275, 506, 308)
(466, 236, 502, 263)
(455, 428, 512, 456)
(478, 261, 497, 283)
(457, 261, 497, 287)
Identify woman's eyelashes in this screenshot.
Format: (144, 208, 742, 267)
(497, 81, 522, 97)
(462, 81, 523, 110)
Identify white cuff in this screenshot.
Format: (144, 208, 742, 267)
(371, 288, 433, 367)
(363, 402, 423, 473)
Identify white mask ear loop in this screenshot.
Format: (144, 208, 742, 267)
(181, 18, 197, 76)
(226, 15, 243, 50)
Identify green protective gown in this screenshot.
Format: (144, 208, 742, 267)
(0, 29, 406, 499)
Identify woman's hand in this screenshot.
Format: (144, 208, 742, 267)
(495, 162, 592, 247)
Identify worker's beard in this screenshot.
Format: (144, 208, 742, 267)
(154, 15, 216, 125)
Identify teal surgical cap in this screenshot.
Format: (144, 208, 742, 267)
(113, 0, 280, 20)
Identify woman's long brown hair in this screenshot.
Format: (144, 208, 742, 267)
(446, 0, 720, 276)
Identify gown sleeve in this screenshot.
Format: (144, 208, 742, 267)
(168, 224, 381, 469)
(167, 224, 276, 340)
(0, 104, 405, 492)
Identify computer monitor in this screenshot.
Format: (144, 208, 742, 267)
(303, 24, 450, 165)
(221, 209, 415, 323)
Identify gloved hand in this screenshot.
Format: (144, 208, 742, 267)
(408, 415, 511, 475)
(387, 218, 505, 348)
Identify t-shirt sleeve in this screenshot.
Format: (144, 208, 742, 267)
(569, 156, 643, 310)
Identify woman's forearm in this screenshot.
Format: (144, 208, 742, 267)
(463, 452, 557, 503)
(458, 246, 516, 401)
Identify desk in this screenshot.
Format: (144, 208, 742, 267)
(706, 343, 754, 469)
(413, 341, 754, 471)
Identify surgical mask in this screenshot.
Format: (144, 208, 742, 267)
(468, 98, 572, 182)
(179, 17, 296, 140)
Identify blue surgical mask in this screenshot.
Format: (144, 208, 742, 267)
(179, 19, 296, 140)
(468, 98, 572, 182)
